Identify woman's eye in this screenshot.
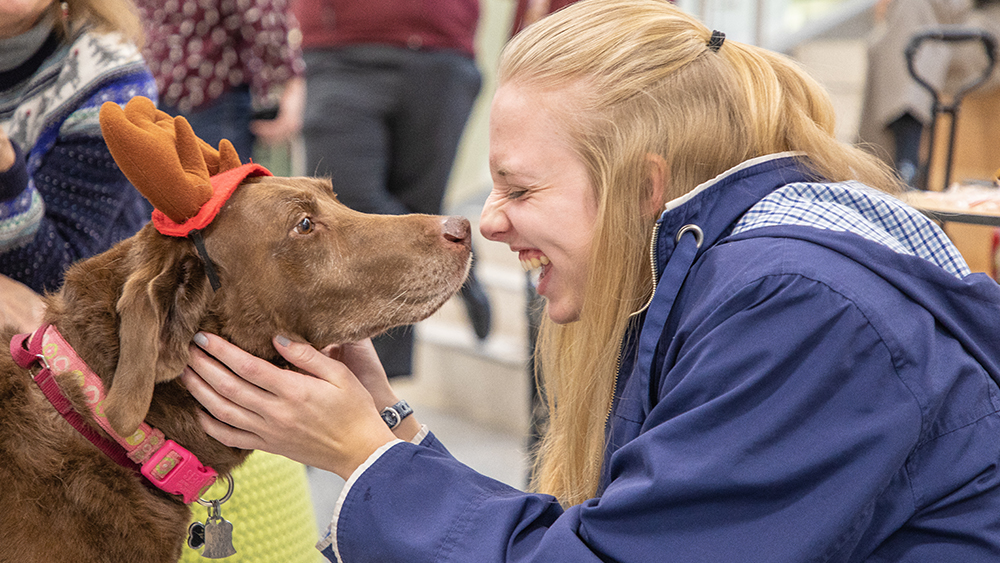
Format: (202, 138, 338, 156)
(294, 217, 314, 234)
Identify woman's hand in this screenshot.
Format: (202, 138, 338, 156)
(321, 339, 423, 440)
(181, 332, 399, 479)
(0, 275, 45, 333)
(250, 77, 305, 146)
(0, 127, 15, 173)
(321, 340, 394, 404)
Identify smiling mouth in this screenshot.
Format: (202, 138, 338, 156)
(520, 254, 551, 289)
(520, 254, 550, 272)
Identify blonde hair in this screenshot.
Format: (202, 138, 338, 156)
(49, 0, 145, 47)
(500, 0, 903, 506)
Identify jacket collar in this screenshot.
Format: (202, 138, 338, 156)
(603, 153, 821, 491)
(653, 152, 815, 276)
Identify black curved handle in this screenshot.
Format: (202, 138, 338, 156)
(905, 26, 998, 103)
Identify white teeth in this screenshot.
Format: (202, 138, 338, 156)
(520, 255, 550, 272)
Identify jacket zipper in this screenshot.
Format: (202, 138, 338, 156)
(606, 221, 662, 424)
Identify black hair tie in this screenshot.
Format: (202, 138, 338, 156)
(708, 30, 725, 52)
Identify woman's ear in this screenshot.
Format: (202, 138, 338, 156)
(644, 153, 669, 218)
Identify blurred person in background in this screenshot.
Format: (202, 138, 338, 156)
(0, 0, 155, 332)
(291, 0, 491, 378)
(136, 0, 306, 160)
(858, 0, 1000, 187)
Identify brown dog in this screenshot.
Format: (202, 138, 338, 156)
(0, 173, 472, 561)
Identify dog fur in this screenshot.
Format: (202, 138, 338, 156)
(0, 175, 471, 562)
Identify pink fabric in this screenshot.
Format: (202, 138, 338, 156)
(34, 324, 168, 462)
(10, 327, 136, 470)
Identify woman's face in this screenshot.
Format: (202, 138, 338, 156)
(481, 82, 598, 324)
(0, 0, 53, 39)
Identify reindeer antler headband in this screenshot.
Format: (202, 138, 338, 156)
(99, 96, 272, 290)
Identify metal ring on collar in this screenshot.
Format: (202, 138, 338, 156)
(675, 224, 704, 248)
(196, 473, 234, 507)
(34, 353, 51, 371)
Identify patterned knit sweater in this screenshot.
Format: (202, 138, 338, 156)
(0, 22, 157, 292)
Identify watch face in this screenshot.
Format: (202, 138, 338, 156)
(381, 408, 400, 428)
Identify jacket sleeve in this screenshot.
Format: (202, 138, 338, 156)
(326, 272, 923, 563)
(0, 133, 149, 292)
(586, 271, 923, 561)
(0, 142, 44, 253)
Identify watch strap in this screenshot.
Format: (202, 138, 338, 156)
(380, 400, 413, 430)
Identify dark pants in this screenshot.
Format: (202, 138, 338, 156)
(302, 46, 482, 376)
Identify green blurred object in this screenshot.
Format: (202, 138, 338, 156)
(252, 141, 296, 177)
(179, 451, 322, 563)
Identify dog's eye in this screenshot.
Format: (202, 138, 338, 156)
(294, 217, 314, 234)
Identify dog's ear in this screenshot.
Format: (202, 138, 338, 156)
(104, 235, 213, 436)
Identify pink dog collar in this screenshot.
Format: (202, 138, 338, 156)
(10, 325, 218, 504)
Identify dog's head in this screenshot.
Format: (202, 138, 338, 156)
(66, 98, 471, 440)
(206, 176, 472, 348)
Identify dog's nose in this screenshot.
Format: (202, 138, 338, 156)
(442, 216, 471, 244)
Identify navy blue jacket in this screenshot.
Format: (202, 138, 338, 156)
(320, 154, 1000, 562)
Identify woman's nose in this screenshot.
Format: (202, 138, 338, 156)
(479, 198, 508, 242)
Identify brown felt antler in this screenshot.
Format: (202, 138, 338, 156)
(99, 96, 241, 224)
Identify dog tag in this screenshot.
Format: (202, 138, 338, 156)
(201, 501, 237, 559)
(187, 521, 206, 549)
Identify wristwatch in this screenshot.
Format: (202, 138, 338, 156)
(380, 400, 413, 430)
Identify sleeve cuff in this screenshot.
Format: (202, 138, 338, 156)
(316, 426, 432, 561)
(0, 141, 28, 202)
(410, 423, 430, 445)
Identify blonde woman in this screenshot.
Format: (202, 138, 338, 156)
(183, 0, 1000, 561)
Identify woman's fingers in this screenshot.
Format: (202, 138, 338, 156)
(195, 410, 265, 451)
(271, 334, 353, 387)
(186, 337, 273, 408)
(183, 332, 399, 476)
(180, 365, 263, 449)
(180, 352, 268, 442)
(191, 331, 325, 395)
